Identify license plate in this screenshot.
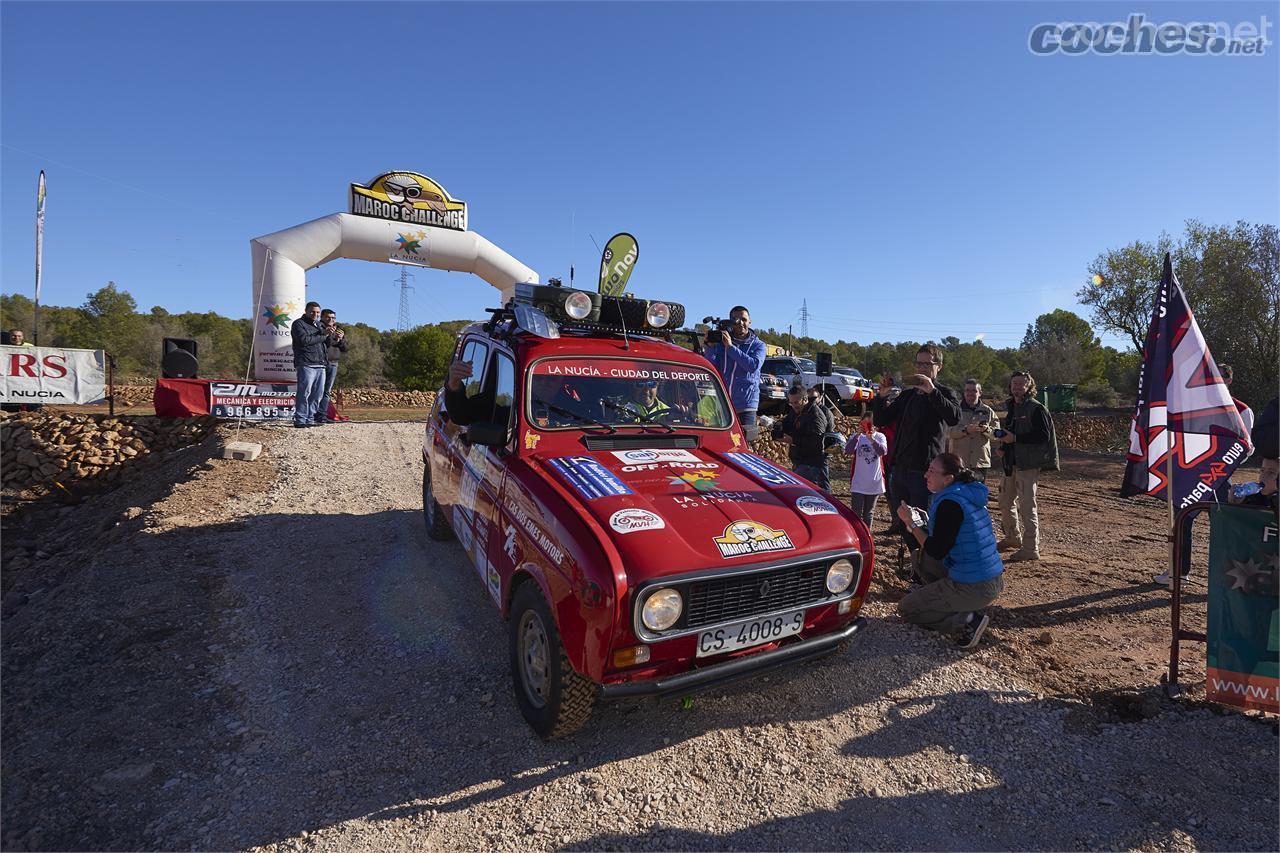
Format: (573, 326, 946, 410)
(695, 608, 805, 658)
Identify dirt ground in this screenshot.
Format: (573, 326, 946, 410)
(1, 422, 1274, 851)
(826, 450, 1223, 710)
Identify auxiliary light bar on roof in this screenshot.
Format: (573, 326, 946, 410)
(512, 283, 685, 334)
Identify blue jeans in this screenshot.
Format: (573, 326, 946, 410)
(294, 364, 326, 425)
(737, 409, 759, 441)
(316, 362, 338, 423)
(795, 461, 830, 492)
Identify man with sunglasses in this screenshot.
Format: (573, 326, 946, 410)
(623, 379, 673, 421)
(873, 344, 961, 528)
(702, 306, 765, 440)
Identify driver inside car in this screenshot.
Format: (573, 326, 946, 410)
(621, 379, 673, 422)
(530, 374, 590, 427)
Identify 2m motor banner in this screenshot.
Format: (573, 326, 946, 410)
(0, 346, 105, 405)
(598, 233, 638, 297)
(1120, 254, 1251, 510)
(209, 381, 295, 421)
(1206, 505, 1279, 713)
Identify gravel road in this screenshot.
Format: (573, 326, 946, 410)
(2, 422, 1275, 851)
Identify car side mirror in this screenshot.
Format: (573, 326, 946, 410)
(465, 421, 509, 448)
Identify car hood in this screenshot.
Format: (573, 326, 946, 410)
(532, 446, 859, 583)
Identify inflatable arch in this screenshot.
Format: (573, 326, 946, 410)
(250, 171, 538, 381)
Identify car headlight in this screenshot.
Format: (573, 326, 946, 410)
(826, 558, 855, 594)
(564, 291, 594, 320)
(641, 587, 683, 631)
(645, 301, 671, 328)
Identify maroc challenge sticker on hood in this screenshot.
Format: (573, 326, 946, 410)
(713, 521, 796, 558)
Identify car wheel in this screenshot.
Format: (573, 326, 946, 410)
(509, 581, 597, 739)
(422, 462, 454, 541)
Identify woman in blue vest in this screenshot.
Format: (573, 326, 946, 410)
(895, 452, 1004, 649)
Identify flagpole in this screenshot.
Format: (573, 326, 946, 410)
(34, 171, 45, 346)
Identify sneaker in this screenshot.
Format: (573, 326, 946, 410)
(957, 612, 991, 649)
(997, 538, 1022, 551)
(1007, 549, 1040, 562)
(1152, 570, 1191, 588)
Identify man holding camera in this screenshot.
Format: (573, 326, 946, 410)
(773, 384, 835, 490)
(315, 308, 347, 425)
(946, 379, 998, 481)
(702, 306, 765, 440)
(873, 344, 962, 524)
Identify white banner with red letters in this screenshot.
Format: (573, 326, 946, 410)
(0, 345, 106, 405)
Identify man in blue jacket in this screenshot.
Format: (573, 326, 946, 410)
(702, 306, 765, 440)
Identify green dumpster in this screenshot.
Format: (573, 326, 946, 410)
(1045, 384, 1077, 413)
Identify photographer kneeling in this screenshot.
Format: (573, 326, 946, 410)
(773, 384, 834, 491)
(896, 452, 1004, 649)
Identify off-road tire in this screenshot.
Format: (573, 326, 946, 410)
(422, 462, 454, 541)
(509, 582, 597, 739)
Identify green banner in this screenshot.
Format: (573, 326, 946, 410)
(1206, 504, 1279, 713)
(598, 233, 639, 297)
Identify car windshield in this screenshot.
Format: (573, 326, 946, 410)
(834, 367, 864, 378)
(797, 358, 817, 372)
(527, 357, 732, 430)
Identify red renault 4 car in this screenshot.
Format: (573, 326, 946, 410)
(422, 286, 873, 738)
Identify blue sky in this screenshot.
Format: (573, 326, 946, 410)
(2, 1, 1276, 350)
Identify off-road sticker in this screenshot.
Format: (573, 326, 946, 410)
(796, 495, 838, 516)
(609, 508, 666, 534)
(713, 521, 796, 558)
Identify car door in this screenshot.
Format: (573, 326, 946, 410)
(477, 349, 516, 607)
(442, 336, 489, 568)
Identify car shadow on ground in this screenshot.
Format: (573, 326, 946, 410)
(2, 507, 956, 850)
(570, 686, 1277, 851)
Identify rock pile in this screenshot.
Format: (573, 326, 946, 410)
(0, 412, 218, 491)
(1052, 413, 1129, 454)
(335, 389, 436, 409)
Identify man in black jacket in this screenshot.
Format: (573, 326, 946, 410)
(873, 344, 962, 524)
(315, 309, 348, 425)
(290, 301, 336, 428)
(773, 384, 834, 490)
(995, 371, 1058, 562)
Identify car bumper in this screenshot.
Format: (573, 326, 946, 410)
(599, 616, 866, 699)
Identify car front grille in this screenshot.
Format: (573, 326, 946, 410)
(683, 563, 831, 629)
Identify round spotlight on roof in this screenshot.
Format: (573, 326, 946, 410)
(564, 291, 595, 321)
(646, 301, 671, 328)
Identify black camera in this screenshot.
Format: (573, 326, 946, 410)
(702, 316, 733, 344)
